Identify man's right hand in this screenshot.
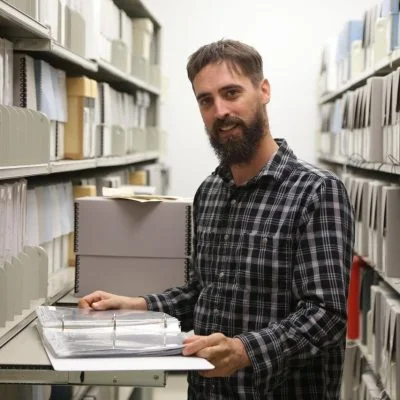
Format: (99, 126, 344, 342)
(78, 290, 148, 311)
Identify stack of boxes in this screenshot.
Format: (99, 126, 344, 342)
(73, 197, 192, 297)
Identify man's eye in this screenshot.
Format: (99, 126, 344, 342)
(226, 90, 238, 98)
(199, 98, 211, 106)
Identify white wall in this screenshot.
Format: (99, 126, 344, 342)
(143, 0, 378, 197)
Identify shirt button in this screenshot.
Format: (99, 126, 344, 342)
(219, 272, 225, 279)
(224, 234, 229, 240)
(262, 237, 268, 245)
(214, 308, 220, 315)
(230, 199, 237, 206)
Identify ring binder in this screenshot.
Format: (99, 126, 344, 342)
(18, 55, 27, 108)
(73, 202, 80, 254)
(185, 205, 192, 257)
(74, 254, 80, 293)
(36, 306, 185, 358)
(184, 258, 190, 284)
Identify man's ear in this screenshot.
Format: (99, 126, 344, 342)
(260, 79, 270, 105)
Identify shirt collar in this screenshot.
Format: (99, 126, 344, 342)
(214, 138, 297, 187)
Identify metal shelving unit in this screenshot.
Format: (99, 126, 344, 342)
(0, 267, 74, 348)
(0, 1, 49, 39)
(319, 48, 400, 105)
(13, 38, 98, 75)
(317, 153, 400, 176)
(0, 2, 164, 383)
(0, 163, 49, 180)
(114, 0, 161, 28)
(97, 59, 161, 96)
(0, 152, 160, 180)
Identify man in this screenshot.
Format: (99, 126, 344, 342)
(79, 40, 354, 399)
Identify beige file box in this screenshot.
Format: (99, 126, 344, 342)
(129, 170, 148, 186)
(64, 77, 97, 160)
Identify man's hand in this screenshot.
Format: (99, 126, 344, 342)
(182, 333, 251, 377)
(78, 290, 148, 311)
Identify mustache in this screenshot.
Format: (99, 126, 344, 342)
(212, 116, 246, 133)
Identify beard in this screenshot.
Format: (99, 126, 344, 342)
(207, 107, 266, 167)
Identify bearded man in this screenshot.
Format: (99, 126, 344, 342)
(80, 40, 354, 400)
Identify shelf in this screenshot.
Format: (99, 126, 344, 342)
(0, 163, 49, 180)
(96, 151, 159, 167)
(50, 159, 97, 174)
(0, 267, 74, 349)
(351, 339, 390, 398)
(125, 151, 160, 164)
(96, 155, 130, 168)
(97, 59, 160, 95)
(13, 38, 98, 75)
(113, 0, 161, 28)
(317, 153, 400, 176)
(0, 152, 160, 180)
(0, 1, 49, 39)
(319, 52, 400, 104)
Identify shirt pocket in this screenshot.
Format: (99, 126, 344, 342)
(235, 232, 293, 291)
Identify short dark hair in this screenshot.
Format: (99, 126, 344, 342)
(186, 39, 264, 86)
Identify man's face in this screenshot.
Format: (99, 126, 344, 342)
(193, 61, 270, 166)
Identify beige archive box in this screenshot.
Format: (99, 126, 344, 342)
(64, 77, 97, 160)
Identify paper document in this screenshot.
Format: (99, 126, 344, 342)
(101, 186, 182, 202)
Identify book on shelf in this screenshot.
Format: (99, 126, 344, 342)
(36, 306, 186, 358)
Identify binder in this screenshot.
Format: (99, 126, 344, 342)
(359, 265, 377, 345)
(12, 54, 37, 110)
(34, 60, 57, 121)
(74, 197, 192, 259)
(381, 186, 400, 277)
(367, 181, 386, 269)
(2, 38, 13, 107)
(36, 306, 184, 358)
(351, 40, 364, 79)
(355, 178, 370, 256)
(388, 302, 400, 399)
(364, 77, 384, 162)
(347, 256, 361, 340)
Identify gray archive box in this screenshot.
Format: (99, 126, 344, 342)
(75, 255, 189, 297)
(73, 197, 192, 296)
(74, 197, 192, 258)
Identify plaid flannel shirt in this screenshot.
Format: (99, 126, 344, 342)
(144, 139, 354, 399)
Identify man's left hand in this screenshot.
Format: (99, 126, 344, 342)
(182, 333, 251, 377)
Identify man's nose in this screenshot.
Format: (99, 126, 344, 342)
(213, 98, 230, 119)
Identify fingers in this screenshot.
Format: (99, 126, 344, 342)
(182, 334, 249, 378)
(91, 299, 114, 310)
(78, 291, 112, 309)
(182, 333, 224, 356)
(182, 335, 203, 344)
